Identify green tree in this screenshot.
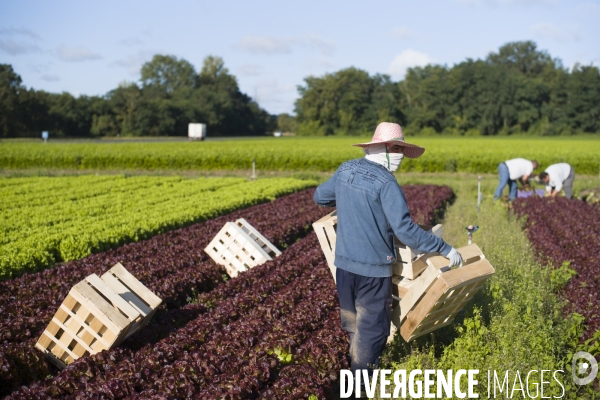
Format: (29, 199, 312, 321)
(295, 67, 403, 136)
(277, 113, 297, 133)
(140, 55, 197, 95)
(564, 64, 600, 133)
(0, 64, 25, 137)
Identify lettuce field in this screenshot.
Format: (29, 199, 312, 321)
(0, 176, 315, 279)
(2, 136, 599, 398)
(0, 185, 454, 398)
(2, 136, 600, 174)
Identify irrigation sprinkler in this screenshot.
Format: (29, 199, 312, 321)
(466, 225, 479, 245)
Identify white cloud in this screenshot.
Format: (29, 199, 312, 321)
(0, 27, 40, 39)
(388, 49, 435, 79)
(41, 74, 60, 82)
(531, 23, 581, 41)
(0, 39, 40, 55)
(390, 26, 415, 39)
(0, 27, 41, 55)
(57, 46, 102, 62)
(236, 34, 334, 55)
(236, 64, 263, 76)
(306, 34, 334, 55)
(238, 35, 294, 54)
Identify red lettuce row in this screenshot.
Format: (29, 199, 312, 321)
(3, 184, 454, 399)
(512, 196, 600, 340)
(5, 235, 327, 399)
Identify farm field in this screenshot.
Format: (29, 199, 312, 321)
(513, 196, 600, 342)
(2, 136, 600, 175)
(2, 135, 600, 398)
(0, 176, 316, 279)
(1, 185, 454, 398)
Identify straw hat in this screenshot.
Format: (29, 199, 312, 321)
(353, 122, 425, 159)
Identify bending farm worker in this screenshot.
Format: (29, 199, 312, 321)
(538, 162, 574, 199)
(312, 122, 463, 385)
(493, 158, 538, 202)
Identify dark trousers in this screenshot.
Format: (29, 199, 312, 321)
(336, 268, 392, 375)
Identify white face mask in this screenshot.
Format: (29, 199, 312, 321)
(364, 143, 404, 172)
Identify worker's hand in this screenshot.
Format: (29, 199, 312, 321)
(446, 247, 463, 268)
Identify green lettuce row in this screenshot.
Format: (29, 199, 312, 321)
(0, 176, 316, 279)
(1, 137, 599, 174)
(0, 176, 245, 244)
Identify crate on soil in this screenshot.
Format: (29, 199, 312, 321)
(35, 263, 162, 369)
(391, 244, 495, 342)
(204, 218, 281, 278)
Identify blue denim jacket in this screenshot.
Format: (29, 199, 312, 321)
(314, 157, 452, 277)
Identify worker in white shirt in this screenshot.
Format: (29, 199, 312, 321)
(493, 158, 538, 201)
(538, 163, 574, 199)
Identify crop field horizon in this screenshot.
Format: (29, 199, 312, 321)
(1, 137, 599, 399)
(2, 136, 600, 175)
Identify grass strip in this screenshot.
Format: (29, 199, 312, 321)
(380, 173, 597, 399)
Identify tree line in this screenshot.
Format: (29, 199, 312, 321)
(293, 41, 600, 136)
(1, 41, 599, 138)
(0, 55, 273, 138)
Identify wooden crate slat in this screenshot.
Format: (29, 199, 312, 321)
(85, 274, 141, 322)
(401, 278, 447, 336)
(59, 303, 112, 350)
(51, 316, 95, 354)
(67, 286, 124, 334)
(43, 327, 78, 364)
(101, 272, 152, 317)
(235, 218, 281, 257)
(35, 335, 68, 370)
(399, 265, 440, 323)
(392, 276, 415, 299)
(438, 259, 495, 287)
(313, 211, 338, 281)
(406, 318, 456, 341)
(103, 262, 162, 309)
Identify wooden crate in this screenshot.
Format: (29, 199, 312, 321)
(312, 210, 338, 281)
(100, 262, 162, 336)
(235, 218, 282, 259)
(35, 263, 162, 369)
(391, 243, 494, 342)
(204, 219, 281, 278)
(392, 224, 443, 280)
(313, 210, 442, 283)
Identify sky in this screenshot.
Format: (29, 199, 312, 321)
(1, 0, 599, 116)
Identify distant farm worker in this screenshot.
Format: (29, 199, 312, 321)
(538, 162, 574, 199)
(313, 122, 463, 386)
(493, 158, 538, 202)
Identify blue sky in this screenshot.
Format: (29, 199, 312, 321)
(1, 0, 599, 115)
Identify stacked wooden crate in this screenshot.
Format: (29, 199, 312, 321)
(204, 218, 281, 278)
(312, 210, 495, 342)
(392, 244, 494, 341)
(313, 210, 443, 286)
(35, 263, 162, 369)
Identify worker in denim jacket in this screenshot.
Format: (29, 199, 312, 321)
(314, 122, 463, 381)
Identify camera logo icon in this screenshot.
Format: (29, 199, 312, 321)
(572, 351, 598, 385)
